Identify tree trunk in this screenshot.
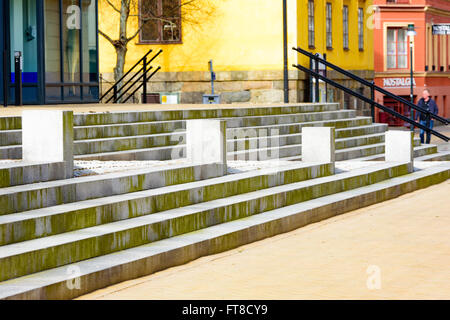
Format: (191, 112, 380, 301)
(114, 45, 127, 83)
(113, 0, 130, 83)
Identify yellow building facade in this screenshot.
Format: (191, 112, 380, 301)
(99, 0, 374, 109)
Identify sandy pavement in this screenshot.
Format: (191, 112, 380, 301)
(77, 179, 450, 300)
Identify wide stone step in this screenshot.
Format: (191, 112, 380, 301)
(74, 123, 381, 162)
(74, 120, 185, 140)
(0, 163, 333, 245)
(0, 129, 21, 147)
(72, 103, 340, 126)
(74, 132, 185, 156)
(345, 144, 438, 161)
(0, 161, 67, 188)
(0, 145, 21, 160)
(227, 116, 374, 136)
(0, 117, 21, 131)
(0, 163, 224, 216)
(0, 115, 372, 160)
(415, 150, 450, 161)
(75, 112, 368, 142)
(0, 162, 447, 300)
(0, 162, 410, 282)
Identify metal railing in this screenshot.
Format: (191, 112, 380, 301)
(292, 46, 449, 142)
(100, 49, 162, 104)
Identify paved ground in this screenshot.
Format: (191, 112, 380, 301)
(78, 179, 450, 300)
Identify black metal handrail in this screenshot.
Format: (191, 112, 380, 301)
(293, 64, 449, 142)
(122, 67, 161, 104)
(100, 49, 163, 103)
(293, 47, 449, 126)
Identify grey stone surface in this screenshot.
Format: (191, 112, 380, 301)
(186, 120, 227, 173)
(302, 127, 335, 164)
(22, 111, 74, 179)
(0, 161, 447, 300)
(0, 162, 410, 283)
(385, 130, 414, 172)
(0, 163, 225, 216)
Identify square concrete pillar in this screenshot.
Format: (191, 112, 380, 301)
(22, 110, 74, 178)
(186, 119, 227, 174)
(385, 130, 414, 173)
(302, 127, 335, 170)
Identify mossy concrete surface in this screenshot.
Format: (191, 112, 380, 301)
(0, 163, 333, 246)
(0, 162, 409, 282)
(0, 163, 225, 216)
(0, 162, 66, 188)
(0, 161, 447, 300)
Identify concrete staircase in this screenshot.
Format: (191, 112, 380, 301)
(0, 103, 445, 162)
(0, 158, 448, 299)
(0, 103, 448, 300)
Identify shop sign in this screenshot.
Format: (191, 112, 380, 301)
(432, 24, 450, 35)
(383, 78, 416, 88)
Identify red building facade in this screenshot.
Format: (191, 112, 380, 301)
(373, 0, 450, 125)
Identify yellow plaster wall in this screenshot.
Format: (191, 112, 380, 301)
(98, 0, 373, 75)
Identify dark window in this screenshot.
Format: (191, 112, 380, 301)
(326, 3, 332, 49)
(343, 5, 349, 50)
(358, 7, 364, 51)
(140, 0, 181, 44)
(308, 0, 315, 48)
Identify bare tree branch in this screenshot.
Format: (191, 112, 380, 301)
(99, 29, 115, 45)
(105, 0, 121, 13)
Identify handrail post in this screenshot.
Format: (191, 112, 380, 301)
(314, 54, 319, 103)
(143, 57, 147, 104)
(370, 81, 375, 123)
(113, 85, 117, 103)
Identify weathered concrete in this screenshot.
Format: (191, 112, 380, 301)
(0, 163, 333, 245)
(0, 162, 410, 282)
(301, 127, 335, 168)
(186, 120, 227, 173)
(0, 161, 447, 300)
(385, 130, 414, 172)
(22, 111, 74, 178)
(80, 179, 450, 300)
(0, 162, 225, 216)
(0, 161, 66, 188)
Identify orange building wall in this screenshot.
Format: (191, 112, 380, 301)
(373, 0, 450, 122)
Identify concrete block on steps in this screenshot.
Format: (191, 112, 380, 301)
(22, 110, 74, 179)
(385, 130, 414, 172)
(186, 120, 227, 174)
(301, 127, 335, 173)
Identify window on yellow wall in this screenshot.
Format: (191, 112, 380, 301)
(387, 28, 408, 69)
(139, 0, 181, 44)
(326, 3, 332, 49)
(343, 5, 349, 50)
(308, 0, 315, 48)
(358, 8, 364, 51)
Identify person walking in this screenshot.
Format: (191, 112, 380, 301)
(415, 89, 438, 144)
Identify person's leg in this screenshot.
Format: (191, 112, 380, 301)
(419, 120, 426, 144)
(426, 120, 434, 144)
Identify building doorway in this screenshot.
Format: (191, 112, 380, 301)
(0, 0, 99, 106)
(380, 95, 413, 127)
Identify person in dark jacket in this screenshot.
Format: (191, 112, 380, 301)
(415, 89, 438, 144)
